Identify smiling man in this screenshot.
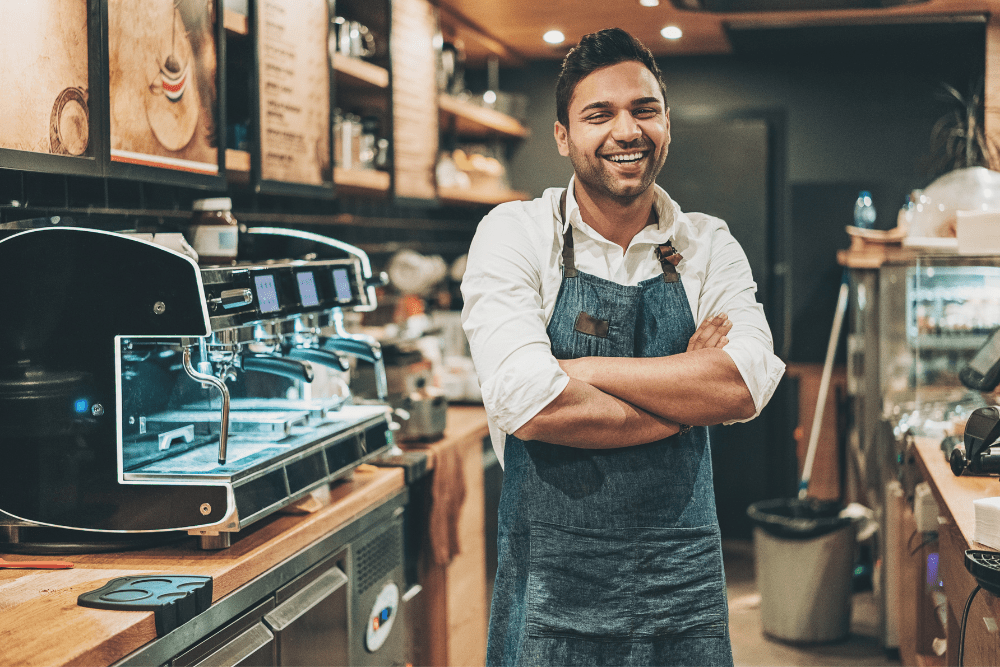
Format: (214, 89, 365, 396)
(461, 28, 785, 667)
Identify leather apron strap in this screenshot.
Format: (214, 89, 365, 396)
(559, 189, 577, 278)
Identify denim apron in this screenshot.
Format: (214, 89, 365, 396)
(486, 196, 733, 667)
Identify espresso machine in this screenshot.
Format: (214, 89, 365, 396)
(0, 225, 393, 551)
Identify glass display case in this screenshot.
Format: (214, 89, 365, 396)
(845, 252, 1000, 651)
(890, 260, 1000, 442)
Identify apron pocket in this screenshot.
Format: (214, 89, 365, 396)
(526, 521, 727, 641)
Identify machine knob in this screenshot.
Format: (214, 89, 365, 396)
(950, 444, 969, 476)
(365, 271, 389, 289)
(209, 288, 253, 311)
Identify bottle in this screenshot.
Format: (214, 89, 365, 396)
(189, 197, 238, 265)
(854, 190, 876, 229)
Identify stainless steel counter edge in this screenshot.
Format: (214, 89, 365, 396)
(113, 487, 408, 667)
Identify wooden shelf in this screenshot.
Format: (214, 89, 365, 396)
(439, 94, 529, 139)
(227, 156, 390, 196)
(438, 185, 530, 206)
(334, 56, 390, 89)
(226, 148, 251, 173)
(223, 8, 248, 36)
(334, 167, 390, 194)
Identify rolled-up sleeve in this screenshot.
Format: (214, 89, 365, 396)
(695, 222, 785, 422)
(461, 204, 568, 434)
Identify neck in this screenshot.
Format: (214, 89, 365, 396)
(573, 182, 657, 250)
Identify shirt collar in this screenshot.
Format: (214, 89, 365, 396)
(561, 175, 678, 245)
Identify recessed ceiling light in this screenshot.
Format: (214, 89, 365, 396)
(543, 30, 565, 45)
(639, 0, 660, 6)
(660, 25, 683, 40)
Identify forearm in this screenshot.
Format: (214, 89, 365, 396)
(513, 377, 680, 448)
(567, 349, 755, 425)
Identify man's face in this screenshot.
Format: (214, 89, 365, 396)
(554, 61, 670, 204)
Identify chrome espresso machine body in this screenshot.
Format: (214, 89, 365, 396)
(0, 226, 391, 549)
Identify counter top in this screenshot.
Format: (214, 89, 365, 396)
(913, 435, 1000, 548)
(0, 404, 490, 667)
(400, 404, 490, 469)
(0, 467, 405, 667)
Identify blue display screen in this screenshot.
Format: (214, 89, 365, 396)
(296, 271, 320, 307)
(332, 268, 353, 303)
(254, 275, 280, 313)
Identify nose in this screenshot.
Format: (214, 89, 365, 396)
(610, 111, 642, 143)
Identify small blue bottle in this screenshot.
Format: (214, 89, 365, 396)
(854, 191, 876, 229)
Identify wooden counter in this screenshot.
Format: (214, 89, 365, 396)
(0, 466, 405, 667)
(400, 404, 491, 667)
(0, 405, 491, 667)
(912, 435, 1000, 666)
(914, 436, 1000, 548)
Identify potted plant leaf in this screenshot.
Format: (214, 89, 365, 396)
(928, 75, 997, 178)
(906, 74, 1000, 239)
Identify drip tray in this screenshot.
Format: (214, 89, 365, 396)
(144, 409, 310, 441)
(134, 438, 294, 474)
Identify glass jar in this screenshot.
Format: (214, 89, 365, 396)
(189, 197, 238, 265)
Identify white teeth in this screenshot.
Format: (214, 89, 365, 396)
(607, 152, 644, 163)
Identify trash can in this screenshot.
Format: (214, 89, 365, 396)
(747, 498, 857, 644)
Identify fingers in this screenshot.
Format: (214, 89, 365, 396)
(702, 318, 732, 349)
(687, 313, 732, 352)
(687, 313, 722, 351)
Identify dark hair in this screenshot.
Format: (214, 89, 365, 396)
(555, 28, 668, 128)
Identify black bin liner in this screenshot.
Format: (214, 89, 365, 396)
(747, 498, 853, 540)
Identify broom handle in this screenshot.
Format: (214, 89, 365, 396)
(799, 271, 849, 500)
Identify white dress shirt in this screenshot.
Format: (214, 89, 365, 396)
(461, 177, 786, 465)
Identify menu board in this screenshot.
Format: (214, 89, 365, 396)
(107, 0, 219, 175)
(0, 0, 91, 157)
(256, 0, 332, 189)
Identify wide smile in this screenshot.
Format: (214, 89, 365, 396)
(601, 150, 649, 166)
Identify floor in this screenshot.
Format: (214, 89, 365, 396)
(724, 541, 901, 667)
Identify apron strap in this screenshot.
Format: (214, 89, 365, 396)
(559, 189, 577, 278)
(655, 241, 682, 283)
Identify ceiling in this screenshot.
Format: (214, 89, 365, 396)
(437, 0, 993, 65)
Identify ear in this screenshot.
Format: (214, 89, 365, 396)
(554, 120, 570, 157)
(664, 107, 671, 147)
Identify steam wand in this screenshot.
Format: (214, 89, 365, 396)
(182, 341, 231, 465)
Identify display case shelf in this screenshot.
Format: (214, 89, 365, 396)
(334, 56, 390, 89)
(438, 185, 529, 206)
(911, 334, 990, 351)
(438, 95, 529, 139)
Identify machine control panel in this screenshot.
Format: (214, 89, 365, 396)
(201, 258, 368, 331)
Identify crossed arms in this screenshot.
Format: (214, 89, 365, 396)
(513, 314, 756, 448)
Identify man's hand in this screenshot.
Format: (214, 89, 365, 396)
(687, 313, 732, 352)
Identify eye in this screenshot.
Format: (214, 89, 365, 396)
(584, 111, 612, 123)
(633, 108, 659, 118)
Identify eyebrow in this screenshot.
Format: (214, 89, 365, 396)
(578, 97, 664, 114)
